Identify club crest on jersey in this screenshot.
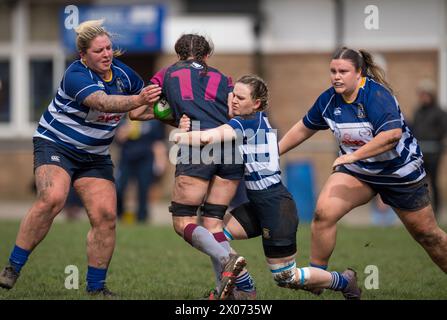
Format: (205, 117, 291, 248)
(334, 107, 342, 116)
(97, 81, 105, 89)
(191, 62, 203, 69)
(116, 77, 125, 93)
(357, 103, 366, 118)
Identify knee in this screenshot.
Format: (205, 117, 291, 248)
(172, 217, 198, 238)
(201, 204, 225, 233)
(169, 202, 199, 236)
(172, 219, 186, 237)
(90, 208, 116, 230)
(312, 207, 334, 227)
(36, 190, 66, 215)
(201, 203, 227, 220)
(202, 218, 222, 233)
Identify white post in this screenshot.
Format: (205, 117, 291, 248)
(11, 0, 30, 137)
(439, 0, 447, 109)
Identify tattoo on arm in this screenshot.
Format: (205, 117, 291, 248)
(83, 91, 138, 113)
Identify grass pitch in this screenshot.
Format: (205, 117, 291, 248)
(0, 220, 446, 300)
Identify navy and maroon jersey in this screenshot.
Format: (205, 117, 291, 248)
(150, 60, 233, 129)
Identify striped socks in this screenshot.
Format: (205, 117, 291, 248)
(329, 271, 348, 291)
(235, 270, 256, 292)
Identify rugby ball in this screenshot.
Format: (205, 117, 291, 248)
(154, 98, 173, 120)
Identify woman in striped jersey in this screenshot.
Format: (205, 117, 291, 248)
(175, 75, 362, 300)
(279, 47, 447, 277)
(0, 19, 161, 296)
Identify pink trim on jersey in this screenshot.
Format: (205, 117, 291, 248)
(150, 67, 168, 86)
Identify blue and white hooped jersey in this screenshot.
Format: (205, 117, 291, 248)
(303, 77, 425, 185)
(228, 112, 281, 190)
(34, 59, 144, 155)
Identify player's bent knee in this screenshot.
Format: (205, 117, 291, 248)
(172, 221, 184, 236)
(230, 205, 262, 239)
(201, 202, 227, 220)
(169, 201, 200, 217)
(36, 191, 66, 215)
(313, 207, 336, 226)
(90, 211, 116, 229)
(313, 207, 325, 222)
(170, 202, 200, 236)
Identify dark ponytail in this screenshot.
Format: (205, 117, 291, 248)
(359, 50, 393, 94)
(174, 34, 214, 74)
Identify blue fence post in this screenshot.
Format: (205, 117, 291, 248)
(285, 161, 316, 223)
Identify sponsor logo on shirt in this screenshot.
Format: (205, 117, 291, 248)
(334, 107, 342, 116)
(342, 133, 366, 147)
(97, 81, 105, 89)
(51, 155, 60, 162)
(97, 114, 123, 123)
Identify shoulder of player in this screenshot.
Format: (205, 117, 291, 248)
(364, 78, 395, 105)
(111, 58, 138, 76)
(64, 60, 90, 76)
(231, 113, 262, 129)
(207, 65, 229, 77)
(315, 87, 336, 107)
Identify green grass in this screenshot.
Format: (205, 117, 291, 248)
(0, 220, 446, 300)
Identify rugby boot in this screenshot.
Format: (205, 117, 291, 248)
(341, 268, 362, 300)
(0, 264, 20, 290)
(229, 288, 257, 300)
(216, 254, 246, 300)
(87, 286, 118, 298)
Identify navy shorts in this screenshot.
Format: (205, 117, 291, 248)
(175, 163, 244, 180)
(33, 137, 114, 183)
(336, 166, 431, 211)
(175, 143, 244, 180)
(230, 183, 299, 258)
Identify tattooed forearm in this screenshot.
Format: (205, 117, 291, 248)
(83, 91, 140, 113)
